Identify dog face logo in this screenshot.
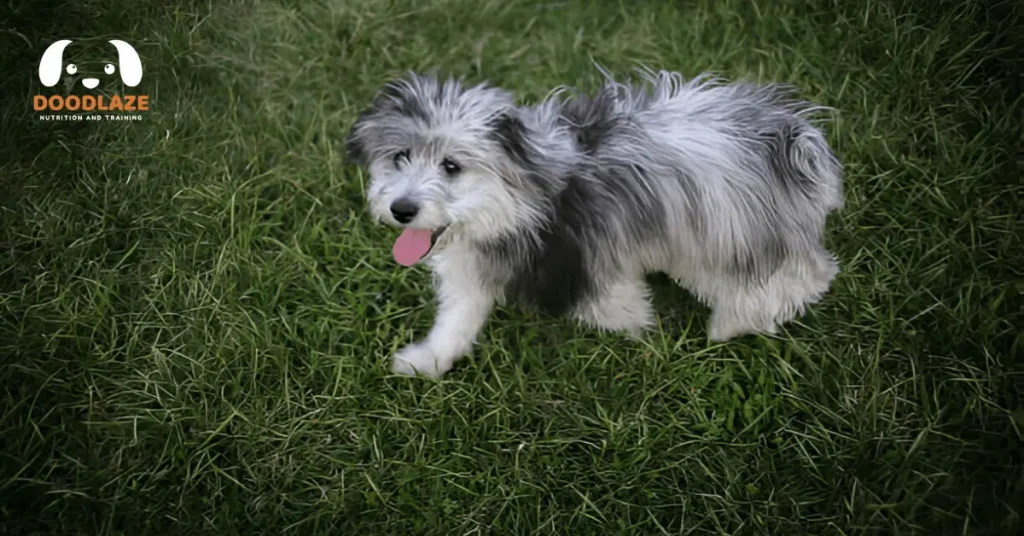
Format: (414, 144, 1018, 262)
(33, 38, 150, 119)
(38, 39, 142, 89)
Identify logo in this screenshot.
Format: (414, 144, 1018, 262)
(33, 39, 150, 121)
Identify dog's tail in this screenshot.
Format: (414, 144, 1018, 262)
(774, 116, 845, 213)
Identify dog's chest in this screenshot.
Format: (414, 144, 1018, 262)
(479, 229, 595, 318)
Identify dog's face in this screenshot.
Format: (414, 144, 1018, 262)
(346, 73, 539, 265)
(39, 39, 142, 90)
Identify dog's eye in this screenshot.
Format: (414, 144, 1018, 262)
(440, 158, 461, 176)
(104, 64, 116, 75)
(392, 150, 409, 168)
(66, 64, 77, 75)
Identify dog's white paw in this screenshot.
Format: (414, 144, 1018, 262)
(391, 342, 450, 379)
(708, 310, 777, 342)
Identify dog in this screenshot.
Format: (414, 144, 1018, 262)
(345, 67, 844, 378)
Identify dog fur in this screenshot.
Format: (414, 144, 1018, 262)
(345, 68, 844, 378)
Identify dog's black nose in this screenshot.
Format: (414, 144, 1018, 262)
(390, 198, 419, 224)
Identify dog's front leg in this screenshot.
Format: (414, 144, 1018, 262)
(391, 276, 494, 379)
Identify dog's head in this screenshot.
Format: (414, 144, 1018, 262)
(346, 72, 562, 266)
(39, 39, 142, 90)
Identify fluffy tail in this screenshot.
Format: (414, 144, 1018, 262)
(787, 121, 845, 212)
(764, 115, 845, 216)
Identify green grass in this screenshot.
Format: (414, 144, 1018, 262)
(1, 0, 1020, 533)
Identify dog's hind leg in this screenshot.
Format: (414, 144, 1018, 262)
(573, 278, 656, 337)
(707, 247, 838, 341)
(707, 292, 778, 342)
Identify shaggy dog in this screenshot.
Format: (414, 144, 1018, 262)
(345, 68, 844, 378)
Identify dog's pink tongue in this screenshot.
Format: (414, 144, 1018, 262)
(393, 229, 432, 266)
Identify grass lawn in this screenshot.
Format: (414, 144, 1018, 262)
(1, 0, 1020, 533)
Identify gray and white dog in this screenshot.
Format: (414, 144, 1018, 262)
(346, 68, 844, 378)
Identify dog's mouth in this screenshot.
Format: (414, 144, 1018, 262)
(392, 225, 448, 266)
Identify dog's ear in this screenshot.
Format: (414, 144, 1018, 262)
(345, 74, 433, 165)
(489, 112, 534, 168)
(373, 75, 433, 122)
(39, 40, 73, 87)
(109, 40, 143, 87)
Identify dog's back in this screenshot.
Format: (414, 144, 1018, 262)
(552, 70, 844, 277)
